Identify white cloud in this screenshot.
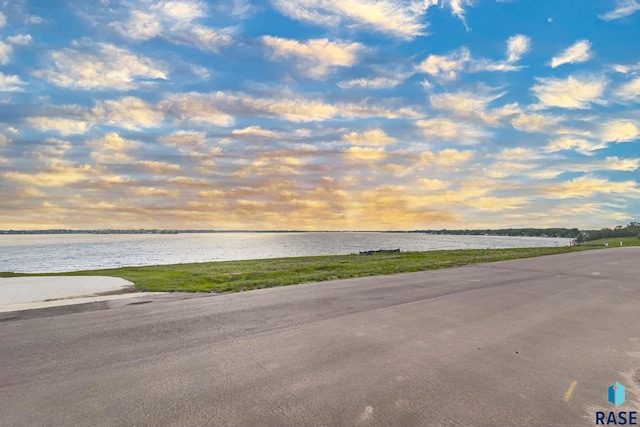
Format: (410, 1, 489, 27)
(615, 77, 640, 101)
(343, 128, 397, 145)
(25, 117, 91, 135)
(600, 0, 640, 20)
(418, 35, 530, 80)
(417, 118, 489, 144)
(160, 131, 207, 147)
(0, 72, 25, 92)
(262, 36, 364, 79)
(338, 75, 406, 89)
(137, 160, 181, 174)
(544, 136, 606, 155)
(472, 34, 531, 72)
(0, 40, 12, 64)
(446, 0, 474, 25)
(92, 97, 163, 130)
(550, 40, 592, 68)
(110, 0, 232, 52)
(531, 75, 607, 109)
(507, 34, 531, 63)
(271, 0, 434, 40)
(429, 91, 508, 123)
(160, 92, 235, 126)
(416, 47, 471, 81)
(603, 156, 640, 171)
(602, 120, 640, 142)
(541, 176, 639, 198)
(232, 126, 279, 138)
(492, 147, 542, 161)
(343, 146, 387, 161)
(160, 90, 420, 124)
(0, 12, 6, 28)
(7, 34, 32, 45)
(33, 43, 168, 91)
(511, 113, 563, 133)
(88, 133, 140, 164)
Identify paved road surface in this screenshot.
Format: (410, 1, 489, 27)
(1, 248, 639, 426)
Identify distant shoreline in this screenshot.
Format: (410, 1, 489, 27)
(0, 228, 578, 238)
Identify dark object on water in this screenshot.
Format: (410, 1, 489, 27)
(359, 249, 401, 256)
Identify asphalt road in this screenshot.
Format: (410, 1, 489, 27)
(1, 248, 639, 426)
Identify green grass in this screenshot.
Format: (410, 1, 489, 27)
(580, 236, 640, 247)
(0, 246, 600, 293)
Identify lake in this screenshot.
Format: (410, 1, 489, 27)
(0, 232, 573, 273)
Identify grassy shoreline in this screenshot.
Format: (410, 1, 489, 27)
(0, 246, 601, 293)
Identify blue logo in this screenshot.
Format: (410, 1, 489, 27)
(609, 382, 626, 407)
(597, 382, 637, 425)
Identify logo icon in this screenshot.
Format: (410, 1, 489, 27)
(608, 382, 626, 407)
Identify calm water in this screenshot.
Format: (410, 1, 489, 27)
(0, 233, 572, 273)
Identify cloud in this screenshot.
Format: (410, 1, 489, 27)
(416, 178, 449, 190)
(471, 34, 531, 72)
(417, 35, 530, 81)
(90, 132, 140, 153)
(446, 0, 474, 27)
(160, 131, 207, 147)
(492, 147, 542, 161)
(0, 40, 12, 64)
(232, 126, 280, 138)
(271, 0, 434, 40)
(550, 40, 592, 68)
(343, 146, 387, 161)
(338, 75, 406, 89)
(25, 117, 91, 135)
(599, 0, 640, 20)
(511, 113, 563, 133)
(262, 36, 364, 79)
(601, 120, 640, 142)
(33, 43, 168, 91)
(417, 118, 489, 144)
(92, 97, 164, 130)
(2, 163, 94, 187)
(0, 72, 25, 92)
(161, 90, 420, 124)
(160, 92, 235, 126)
(88, 133, 140, 164)
(29, 138, 71, 160)
(420, 148, 474, 166)
(0, 12, 5, 28)
(110, 0, 232, 52)
(544, 136, 606, 155)
(541, 176, 639, 198)
(603, 156, 640, 171)
(7, 34, 32, 46)
(429, 90, 519, 125)
(507, 34, 531, 63)
(531, 75, 607, 109)
(416, 47, 471, 81)
(343, 128, 397, 145)
(137, 160, 181, 174)
(615, 77, 640, 101)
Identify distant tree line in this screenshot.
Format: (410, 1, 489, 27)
(410, 228, 580, 238)
(577, 222, 640, 242)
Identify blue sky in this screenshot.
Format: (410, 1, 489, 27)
(0, 0, 639, 230)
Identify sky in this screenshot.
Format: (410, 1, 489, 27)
(0, 0, 639, 231)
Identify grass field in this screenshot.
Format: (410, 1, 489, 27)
(579, 236, 640, 247)
(1, 246, 597, 293)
